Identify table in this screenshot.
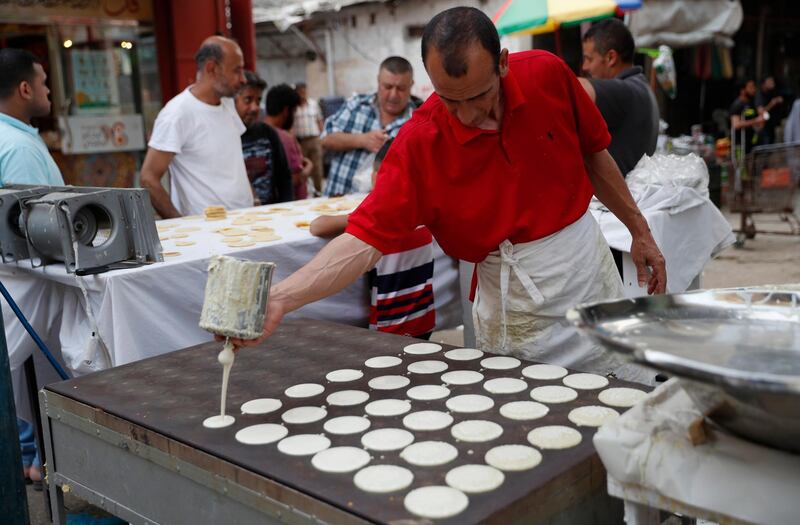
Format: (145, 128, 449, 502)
(41, 319, 632, 525)
(4, 196, 462, 416)
(594, 379, 800, 525)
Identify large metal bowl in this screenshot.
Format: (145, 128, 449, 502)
(568, 287, 800, 454)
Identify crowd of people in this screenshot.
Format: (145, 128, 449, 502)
(136, 35, 423, 216)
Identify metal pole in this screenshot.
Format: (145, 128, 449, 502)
(0, 305, 30, 523)
(325, 27, 335, 96)
(24, 357, 51, 520)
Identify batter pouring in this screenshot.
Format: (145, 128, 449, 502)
(202, 338, 236, 429)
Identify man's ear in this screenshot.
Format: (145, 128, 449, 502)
(205, 59, 218, 78)
(606, 49, 620, 68)
(498, 48, 510, 78)
(18, 80, 34, 101)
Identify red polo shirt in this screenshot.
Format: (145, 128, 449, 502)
(346, 50, 611, 263)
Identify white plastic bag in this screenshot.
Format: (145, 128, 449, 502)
(627, 153, 710, 198)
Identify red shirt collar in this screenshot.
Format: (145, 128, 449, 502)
(446, 68, 527, 145)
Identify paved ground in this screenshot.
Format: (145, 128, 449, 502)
(702, 210, 800, 288)
(23, 207, 800, 524)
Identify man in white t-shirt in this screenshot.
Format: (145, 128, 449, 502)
(141, 36, 252, 218)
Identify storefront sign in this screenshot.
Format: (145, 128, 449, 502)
(0, 0, 153, 22)
(60, 114, 145, 154)
(71, 49, 119, 111)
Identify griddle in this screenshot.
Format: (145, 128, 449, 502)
(47, 319, 646, 524)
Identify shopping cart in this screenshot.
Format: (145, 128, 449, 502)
(729, 135, 800, 246)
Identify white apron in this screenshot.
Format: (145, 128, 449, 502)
(473, 211, 652, 384)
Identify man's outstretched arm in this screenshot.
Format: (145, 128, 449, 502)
(228, 233, 382, 347)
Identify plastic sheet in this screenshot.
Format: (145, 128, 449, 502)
(594, 379, 800, 525)
(627, 153, 710, 198)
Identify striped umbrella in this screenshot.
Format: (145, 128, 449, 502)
(493, 0, 642, 36)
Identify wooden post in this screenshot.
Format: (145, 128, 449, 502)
(230, 0, 257, 72)
(0, 307, 29, 523)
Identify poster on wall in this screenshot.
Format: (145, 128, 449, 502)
(60, 114, 145, 154)
(70, 49, 120, 112)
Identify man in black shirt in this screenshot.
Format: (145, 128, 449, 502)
(578, 18, 660, 279)
(729, 79, 764, 154)
(235, 71, 294, 204)
(579, 18, 659, 177)
(755, 76, 784, 145)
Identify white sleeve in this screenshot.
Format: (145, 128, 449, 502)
(148, 105, 186, 154)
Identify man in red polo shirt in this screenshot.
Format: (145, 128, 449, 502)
(233, 8, 665, 382)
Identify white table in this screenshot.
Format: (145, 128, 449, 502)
(4, 196, 462, 417)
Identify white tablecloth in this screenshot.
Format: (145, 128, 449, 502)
(590, 185, 735, 293)
(3, 197, 462, 417)
(595, 379, 800, 525)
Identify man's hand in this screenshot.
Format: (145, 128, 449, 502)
(213, 233, 382, 350)
(360, 130, 389, 153)
(300, 157, 313, 178)
(215, 295, 287, 349)
(766, 96, 784, 110)
(630, 233, 667, 294)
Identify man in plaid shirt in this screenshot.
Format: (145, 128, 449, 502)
(321, 56, 416, 196)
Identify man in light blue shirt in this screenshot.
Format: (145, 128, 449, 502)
(0, 48, 64, 187)
(0, 48, 64, 488)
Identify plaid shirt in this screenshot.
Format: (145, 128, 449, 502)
(322, 93, 414, 196)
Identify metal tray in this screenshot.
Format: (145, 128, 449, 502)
(568, 288, 800, 453)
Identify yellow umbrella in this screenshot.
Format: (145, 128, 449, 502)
(493, 0, 642, 36)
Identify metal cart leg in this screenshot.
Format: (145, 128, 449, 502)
(40, 390, 68, 525)
(24, 356, 51, 521)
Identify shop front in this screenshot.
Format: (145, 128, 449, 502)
(0, 0, 162, 187)
(1, 0, 256, 188)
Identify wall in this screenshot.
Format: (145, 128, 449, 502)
(254, 0, 532, 101)
(256, 55, 308, 88)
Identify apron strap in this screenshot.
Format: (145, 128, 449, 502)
(499, 240, 546, 350)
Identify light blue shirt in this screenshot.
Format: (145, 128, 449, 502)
(0, 112, 64, 187)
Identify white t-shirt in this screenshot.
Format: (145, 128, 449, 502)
(148, 87, 253, 216)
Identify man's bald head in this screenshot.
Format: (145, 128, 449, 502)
(194, 36, 245, 98)
(421, 7, 500, 78)
(195, 36, 240, 72)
